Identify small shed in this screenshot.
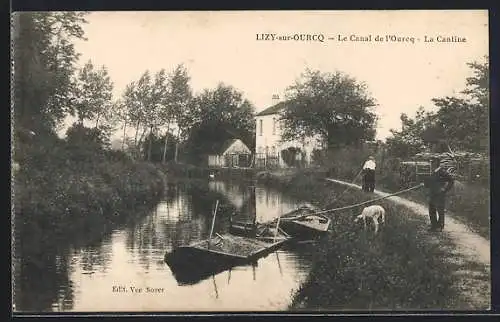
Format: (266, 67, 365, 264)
(399, 160, 432, 187)
(207, 139, 252, 168)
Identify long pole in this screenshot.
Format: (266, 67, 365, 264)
(212, 274, 219, 299)
(274, 215, 281, 243)
(276, 251, 283, 276)
(334, 167, 364, 201)
(315, 182, 424, 215)
(208, 200, 219, 249)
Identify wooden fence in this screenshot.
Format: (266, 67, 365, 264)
(254, 153, 280, 169)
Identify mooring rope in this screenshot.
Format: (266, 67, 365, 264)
(310, 182, 425, 216)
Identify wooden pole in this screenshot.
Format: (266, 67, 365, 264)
(208, 200, 219, 249)
(274, 208, 282, 243)
(212, 274, 219, 299)
(276, 251, 283, 276)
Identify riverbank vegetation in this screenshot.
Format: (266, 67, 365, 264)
(13, 125, 167, 255)
(311, 146, 489, 240)
(12, 12, 257, 257)
(257, 170, 481, 310)
(12, 12, 167, 257)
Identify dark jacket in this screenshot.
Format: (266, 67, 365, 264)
(424, 167, 454, 199)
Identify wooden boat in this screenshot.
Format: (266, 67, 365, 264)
(164, 230, 290, 285)
(273, 206, 331, 238)
(229, 216, 257, 236)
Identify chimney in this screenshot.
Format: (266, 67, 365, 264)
(272, 94, 280, 106)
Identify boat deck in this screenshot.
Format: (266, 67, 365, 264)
(287, 216, 330, 232)
(188, 234, 287, 259)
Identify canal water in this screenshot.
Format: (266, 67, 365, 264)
(13, 179, 317, 312)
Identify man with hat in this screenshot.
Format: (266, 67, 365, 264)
(423, 153, 456, 232)
(362, 155, 377, 192)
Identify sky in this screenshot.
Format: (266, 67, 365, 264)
(69, 10, 489, 141)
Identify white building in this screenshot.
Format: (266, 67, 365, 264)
(254, 101, 324, 168)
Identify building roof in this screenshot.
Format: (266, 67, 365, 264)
(255, 101, 289, 117)
(208, 138, 250, 155)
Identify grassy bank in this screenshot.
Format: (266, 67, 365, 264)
(12, 130, 167, 258)
(314, 148, 490, 240)
(257, 169, 472, 310)
(161, 162, 256, 182)
(160, 162, 207, 178)
(378, 176, 490, 240)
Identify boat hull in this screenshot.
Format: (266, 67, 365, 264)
(279, 220, 329, 239)
(277, 208, 331, 239)
(165, 247, 250, 285)
(164, 234, 289, 285)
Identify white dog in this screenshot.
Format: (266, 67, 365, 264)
(354, 205, 386, 234)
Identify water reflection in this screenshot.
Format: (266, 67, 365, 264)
(208, 179, 303, 224)
(13, 246, 75, 312)
(14, 179, 314, 312)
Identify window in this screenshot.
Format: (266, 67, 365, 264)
(259, 119, 263, 136)
(272, 117, 276, 135)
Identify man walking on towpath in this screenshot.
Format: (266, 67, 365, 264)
(362, 156, 376, 192)
(423, 154, 456, 232)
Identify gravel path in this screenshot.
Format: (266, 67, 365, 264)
(325, 178, 491, 310)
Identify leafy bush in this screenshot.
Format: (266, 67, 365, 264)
(65, 122, 111, 150)
(13, 129, 167, 256)
(280, 147, 301, 167)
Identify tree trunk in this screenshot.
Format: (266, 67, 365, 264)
(122, 119, 127, 150)
(136, 126, 148, 160)
(134, 120, 143, 159)
(147, 125, 153, 162)
(78, 114, 85, 125)
(138, 126, 147, 147)
(162, 122, 171, 164)
(174, 127, 181, 163)
(134, 120, 141, 146)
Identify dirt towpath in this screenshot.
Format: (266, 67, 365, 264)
(325, 178, 491, 310)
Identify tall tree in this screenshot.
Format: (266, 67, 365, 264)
(167, 64, 193, 163)
(146, 69, 168, 161)
(427, 96, 488, 152)
(114, 97, 130, 151)
(280, 69, 377, 149)
(185, 83, 255, 163)
(462, 56, 489, 108)
(385, 107, 431, 158)
(121, 70, 172, 161)
(121, 81, 141, 152)
(387, 57, 489, 155)
(132, 71, 151, 152)
(12, 12, 88, 133)
(386, 57, 489, 156)
(72, 60, 114, 128)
